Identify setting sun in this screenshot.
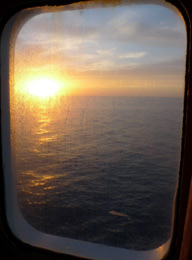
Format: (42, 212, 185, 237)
(26, 78, 61, 98)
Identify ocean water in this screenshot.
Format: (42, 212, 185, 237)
(14, 96, 183, 250)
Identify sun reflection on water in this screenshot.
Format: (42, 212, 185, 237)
(11, 79, 64, 207)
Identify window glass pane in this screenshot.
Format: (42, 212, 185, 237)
(11, 1, 186, 251)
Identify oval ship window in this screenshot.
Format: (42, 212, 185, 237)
(1, 1, 186, 259)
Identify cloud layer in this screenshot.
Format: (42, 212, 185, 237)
(15, 2, 186, 96)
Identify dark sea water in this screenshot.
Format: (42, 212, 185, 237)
(15, 96, 183, 250)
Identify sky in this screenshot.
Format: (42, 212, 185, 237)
(14, 1, 187, 97)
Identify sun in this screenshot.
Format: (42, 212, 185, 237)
(26, 78, 61, 98)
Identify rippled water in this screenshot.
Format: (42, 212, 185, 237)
(14, 96, 183, 250)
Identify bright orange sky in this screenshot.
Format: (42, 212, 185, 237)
(14, 2, 186, 98)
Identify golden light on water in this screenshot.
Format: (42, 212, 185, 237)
(26, 77, 61, 98)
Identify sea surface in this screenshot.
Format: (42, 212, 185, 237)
(14, 96, 183, 250)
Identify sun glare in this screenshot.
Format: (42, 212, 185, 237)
(26, 78, 61, 98)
